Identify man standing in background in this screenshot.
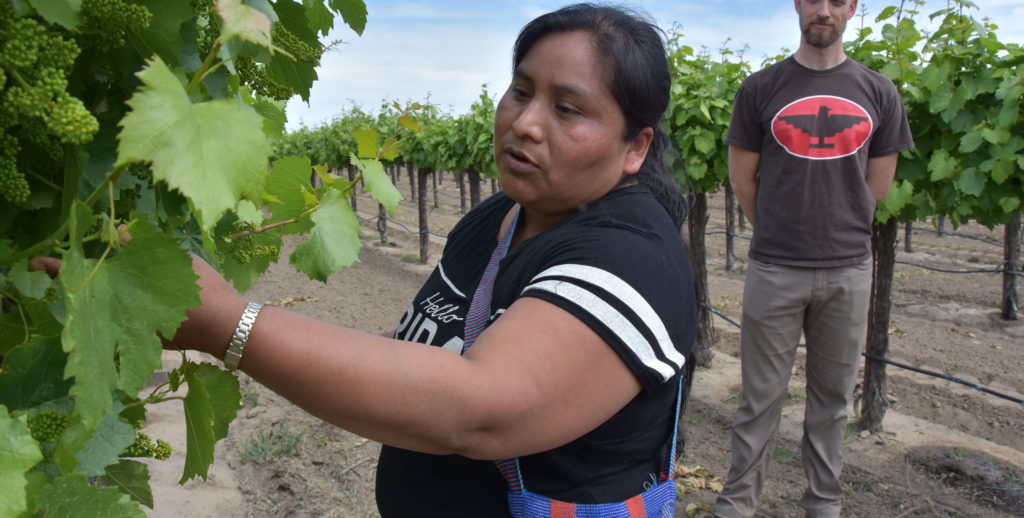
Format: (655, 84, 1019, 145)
(714, 1, 914, 517)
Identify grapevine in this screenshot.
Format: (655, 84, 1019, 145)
(0, 1, 374, 516)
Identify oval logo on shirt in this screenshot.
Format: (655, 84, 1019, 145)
(771, 95, 872, 160)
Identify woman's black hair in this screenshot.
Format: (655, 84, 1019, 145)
(512, 3, 691, 229)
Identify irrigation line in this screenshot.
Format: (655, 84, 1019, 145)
(699, 233, 1020, 276)
(704, 202, 1003, 248)
(895, 261, 1022, 277)
(358, 216, 450, 239)
(699, 302, 1024, 406)
(706, 230, 752, 241)
(908, 226, 1003, 247)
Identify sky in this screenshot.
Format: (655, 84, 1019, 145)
(284, 0, 1024, 131)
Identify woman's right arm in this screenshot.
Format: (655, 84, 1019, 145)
(163, 253, 643, 461)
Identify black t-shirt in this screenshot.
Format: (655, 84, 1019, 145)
(376, 185, 697, 517)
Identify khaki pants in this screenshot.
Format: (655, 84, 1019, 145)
(714, 258, 872, 518)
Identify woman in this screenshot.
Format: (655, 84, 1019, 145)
(163, 4, 695, 516)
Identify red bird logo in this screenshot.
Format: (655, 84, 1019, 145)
(771, 95, 872, 159)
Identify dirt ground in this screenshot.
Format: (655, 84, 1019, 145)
(143, 173, 1024, 518)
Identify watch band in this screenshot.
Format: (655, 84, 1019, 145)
(224, 301, 263, 370)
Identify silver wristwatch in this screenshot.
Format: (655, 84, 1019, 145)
(224, 301, 263, 370)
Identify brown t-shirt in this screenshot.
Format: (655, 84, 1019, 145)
(727, 56, 914, 267)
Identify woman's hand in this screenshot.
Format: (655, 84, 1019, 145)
(161, 253, 248, 358)
(28, 256, 62, 278)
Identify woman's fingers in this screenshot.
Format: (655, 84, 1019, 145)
(28, 256, 62, 278)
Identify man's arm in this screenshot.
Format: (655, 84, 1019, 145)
(728, 145, 760, 226)
(865, 153, 900, 202)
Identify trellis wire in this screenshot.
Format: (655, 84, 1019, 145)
(699, 302, 1023, 406)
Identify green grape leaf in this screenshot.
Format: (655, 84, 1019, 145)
(303, 0, 335, 36)
(265, 52, 318, 103)
(955, 167, 986, 197)
(193, 363, 240, 441)
(991, 158, 1014, 185)
(11, 472, 46, 518)
(352, 129, 378, 158)
(331, 0, 367, 36)
(53, 414, 89, 474)
(0, 337, 71, 411)
(61, 205, 200, 429)
(75, 406, 135, 476)
(126, 0, 194, 64)
(998, 196, 1021, 214)
(251, 96, 287, 137)
(351, 155, 401, 216)
(959, 131, 984, 153)
(37, 474, 145, 518)
(235, 200, 265, 227)
(28, 0, 82, 30)
(398, 115, 422, 132)
(102, 460, 153, 509)
(275, 0, 320, 47)
(117, 57, 271, 229)
(180, 366, 215, 483)
(180, 362, 228, 483)
(0, 407, 43, 518)
(878, 179, 913, 219)
(265, 156, 315, 232)
(216, 0, 274, 49)
(9, 260, 51, 299)
(927, 149, 957, 181)
(290, 189, 361, 281)
(981, 127, 1010, 145)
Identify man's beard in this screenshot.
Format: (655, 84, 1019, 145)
(802, 17, 846, 48)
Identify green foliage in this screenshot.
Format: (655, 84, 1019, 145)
(849, 0, 1022, 227)
(0, 0, 374, 515)
(666, 35, 750, 194)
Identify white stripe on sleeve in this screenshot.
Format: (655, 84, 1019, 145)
(524, 278, 677, 382)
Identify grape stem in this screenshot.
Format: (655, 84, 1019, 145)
(187, 40, 224, 94)
(8, 164, 128, 264)
(227, 205, 318, 239)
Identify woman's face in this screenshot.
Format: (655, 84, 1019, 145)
(494, 30, 652, 221)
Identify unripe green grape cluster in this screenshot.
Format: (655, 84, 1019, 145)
(122, 432, 173, 460)
(235, 24, 325, 101)
(81, 0, 152, 50)
(0, 131, 28, 204)
(27, 410, 70, 445)
(272, 25, 321, 65)
(0, 12, 99, 203)
(228, 232, 282, 264)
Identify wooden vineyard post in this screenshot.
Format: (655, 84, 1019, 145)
(433, 170, 439, 208)
(687, 192, 716, 368)
(1003, 211, 1021, 321)
(418, 168, 432, 264)
(904, 221, 913, 253)
(377, 203, 389, 245)
(468, 169, 482, 208)
(407, 162, 417, 201)
(859, 217, 898, 432)
(457, 173, 467, 213)
(346, 165, 358, 210)
(725, 183, 737, 272)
